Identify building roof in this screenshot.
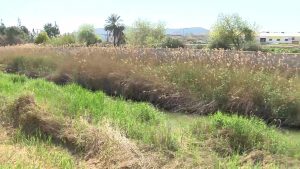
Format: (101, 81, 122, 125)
(259, 32, 300, 37)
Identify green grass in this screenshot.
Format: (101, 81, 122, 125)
(0, 72, 177, 151)
(261, 46, 300, 54)
(210, 112, 288, 154)
(0, 72, 299, 168)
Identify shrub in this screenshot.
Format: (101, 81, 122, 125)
(208, 14, 256, 50)
(208, 37, 231, 49)
(126, 19, 166, 47)
(77, 24, 100, 46)
(48, 34, 76, 46)
(161, 37, 184, 48)
(34, 32, 49, 44)
(243, 41, 261, 51)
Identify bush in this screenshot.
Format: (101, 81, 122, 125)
(208, 37, 231, 49)
(34, 32, 49, 44)
(208, 14, 256, 50)
(161, 37, 184, 48)
(126, 19, 166, 47)
(48, 34, 76, 46)
(77, 24, 101, 46)
(243, 41, 261, 51)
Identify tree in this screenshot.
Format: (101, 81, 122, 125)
(77, 24, 100, 46)
(126, 19, 166, 47)
(0, 19, 30, 46)
(34, 31, 49, 44)
(5, 26, 27, 45)
(209, 14, 256, 50)
(44, 22, 60, 38)
(104, 14, 125, 46)
(0, 22, 6, 35)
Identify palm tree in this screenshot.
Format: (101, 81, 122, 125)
(104, 14, 125, 46)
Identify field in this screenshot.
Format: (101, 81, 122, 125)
(0, 45, 300, 168)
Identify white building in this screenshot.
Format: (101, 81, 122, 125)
(257, 32, 300, 44)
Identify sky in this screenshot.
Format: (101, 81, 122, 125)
(0, 0, 300, 33)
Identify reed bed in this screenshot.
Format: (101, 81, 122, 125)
(0, 45, 299, 126)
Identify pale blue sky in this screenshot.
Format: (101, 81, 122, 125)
(0, 0, 299, 33)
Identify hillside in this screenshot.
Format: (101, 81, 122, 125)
(166, 27, 209, 36)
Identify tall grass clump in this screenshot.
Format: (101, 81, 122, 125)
(210, 112, 288, 154)
(5, 56, 57, 77)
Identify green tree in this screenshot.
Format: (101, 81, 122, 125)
(34, 31, 49, 44)
(44, 22, 60, 38)
(0, 20, 5, 35)
(126, 19, 166, 47)
(77, 24, 100, 46)
(5, 26, 27, 45)
(209, 14, 256, 50)
(104, 14, 125, 46)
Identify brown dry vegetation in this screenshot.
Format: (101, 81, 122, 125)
(0, 45, 299, 127)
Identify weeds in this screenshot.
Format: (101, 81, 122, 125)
(0, 46, 298, 127)
(0, 73, 299, 168)
(210, 112, 288, 154)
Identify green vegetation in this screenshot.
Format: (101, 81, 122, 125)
(0, 73, 175, 150)
(0, 42, 299, 167)
(104, 14, 125, 46)
(210, 112, 288, 154)
(0, 72, 299, 168)
(152, 62, 300, 125)
(1, 47, 299, 127)
(126, 19, 166, 47)
(0, 22, 31, 46)
(77, 24, 101, 46)
(5, 56, 57, 77)
(47, 33, 76, 46)
(209, 14, 258, 50)
(43, 22, 60, 38)
(161, 37, 184, 48)
(262, 46, 300, 53)
(34, 31, 50, 44)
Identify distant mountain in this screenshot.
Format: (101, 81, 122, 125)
(95, 28, 107, 40)
(95, 28, 106, 35)
(166, 27, 209, 36)
(95, 27, 209, 39)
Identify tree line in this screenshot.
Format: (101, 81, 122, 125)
(0, 14, 257, 50)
